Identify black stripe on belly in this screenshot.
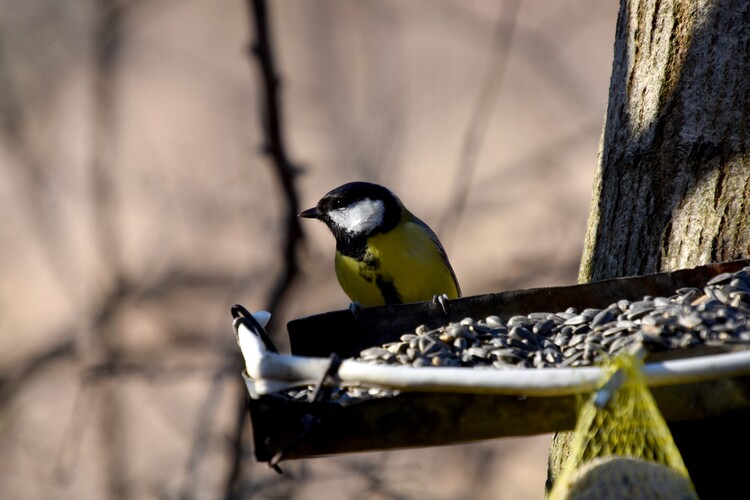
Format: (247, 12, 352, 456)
(376, 276, 402, 304)
(345, 242, 402, 304)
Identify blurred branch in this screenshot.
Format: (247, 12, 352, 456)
(0, 267, 242, 413)
(84, 359, 235, 383)
(426, 1, 596, 114)
(475, 118, 602, 200)
(342, 455, 408, 500)
(90, 2, 127, 498)
(222, 0, 306, 498)
(0, 338, 76, 407)
(91, 0, 125, 274)
(0, 72, 77, 298)
(179, 367, 232, 499)
(52, 353, 234, 486)
(534, 0, 614, 43)
(0, 278, 128, 415)
(437, 0, 521, 237)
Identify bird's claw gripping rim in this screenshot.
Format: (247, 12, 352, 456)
(432, 294, 450, 314)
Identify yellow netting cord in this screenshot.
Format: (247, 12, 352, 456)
(549, 352, 698, 499)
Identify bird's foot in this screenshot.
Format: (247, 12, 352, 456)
(431, 294, 450, 314)
(349, 301, 363, 317)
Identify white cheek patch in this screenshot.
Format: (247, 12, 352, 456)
(328, 199, 385, 235)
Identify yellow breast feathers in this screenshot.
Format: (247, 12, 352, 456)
(334, 220, 460, 307)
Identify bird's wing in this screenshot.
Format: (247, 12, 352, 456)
(409, 216, 461, 297)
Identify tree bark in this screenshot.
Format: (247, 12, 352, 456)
(581, 0, 750, 282)
(550, 0, 750, 497)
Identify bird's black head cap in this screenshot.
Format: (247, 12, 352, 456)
(299, 181, 403, 250)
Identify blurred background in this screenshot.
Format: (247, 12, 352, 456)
(0, 0, 617, 498)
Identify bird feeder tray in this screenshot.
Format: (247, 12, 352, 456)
(239, 259, 750, 465)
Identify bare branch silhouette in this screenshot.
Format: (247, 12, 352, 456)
(178, 366, 232, 500)
(0, 338, 76, 407)
(88, 2, 127, 497)
(224, 1, 306, 497)
(437, 0, 521, 238)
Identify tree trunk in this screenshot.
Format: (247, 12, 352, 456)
(582, 0, 750, 282)
(550, 0, 750, 497)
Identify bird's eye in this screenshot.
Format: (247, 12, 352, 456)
(332, 199, 343, 209)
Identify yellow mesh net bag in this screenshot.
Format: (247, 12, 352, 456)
(549, 352, 698, 500)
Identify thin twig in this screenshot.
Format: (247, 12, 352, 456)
(0, 338, 76, 406)
(90, 2, 127, 497)
(178, 366, 231, 500)
(91, 0, 123, 273)
(84, 360, 234, 383)
(437, 0, 521, 237)
(223, 0, 305, 497)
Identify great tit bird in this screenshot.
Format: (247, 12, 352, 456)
(299, 181, 461, 308)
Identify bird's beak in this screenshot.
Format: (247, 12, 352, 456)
(298, 207, 320, 219)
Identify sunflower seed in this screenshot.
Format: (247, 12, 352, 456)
(337, 267, 750, 399)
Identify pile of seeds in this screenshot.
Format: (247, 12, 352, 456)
(281, 267, 750, 403)
(355, 267, 750, 369)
